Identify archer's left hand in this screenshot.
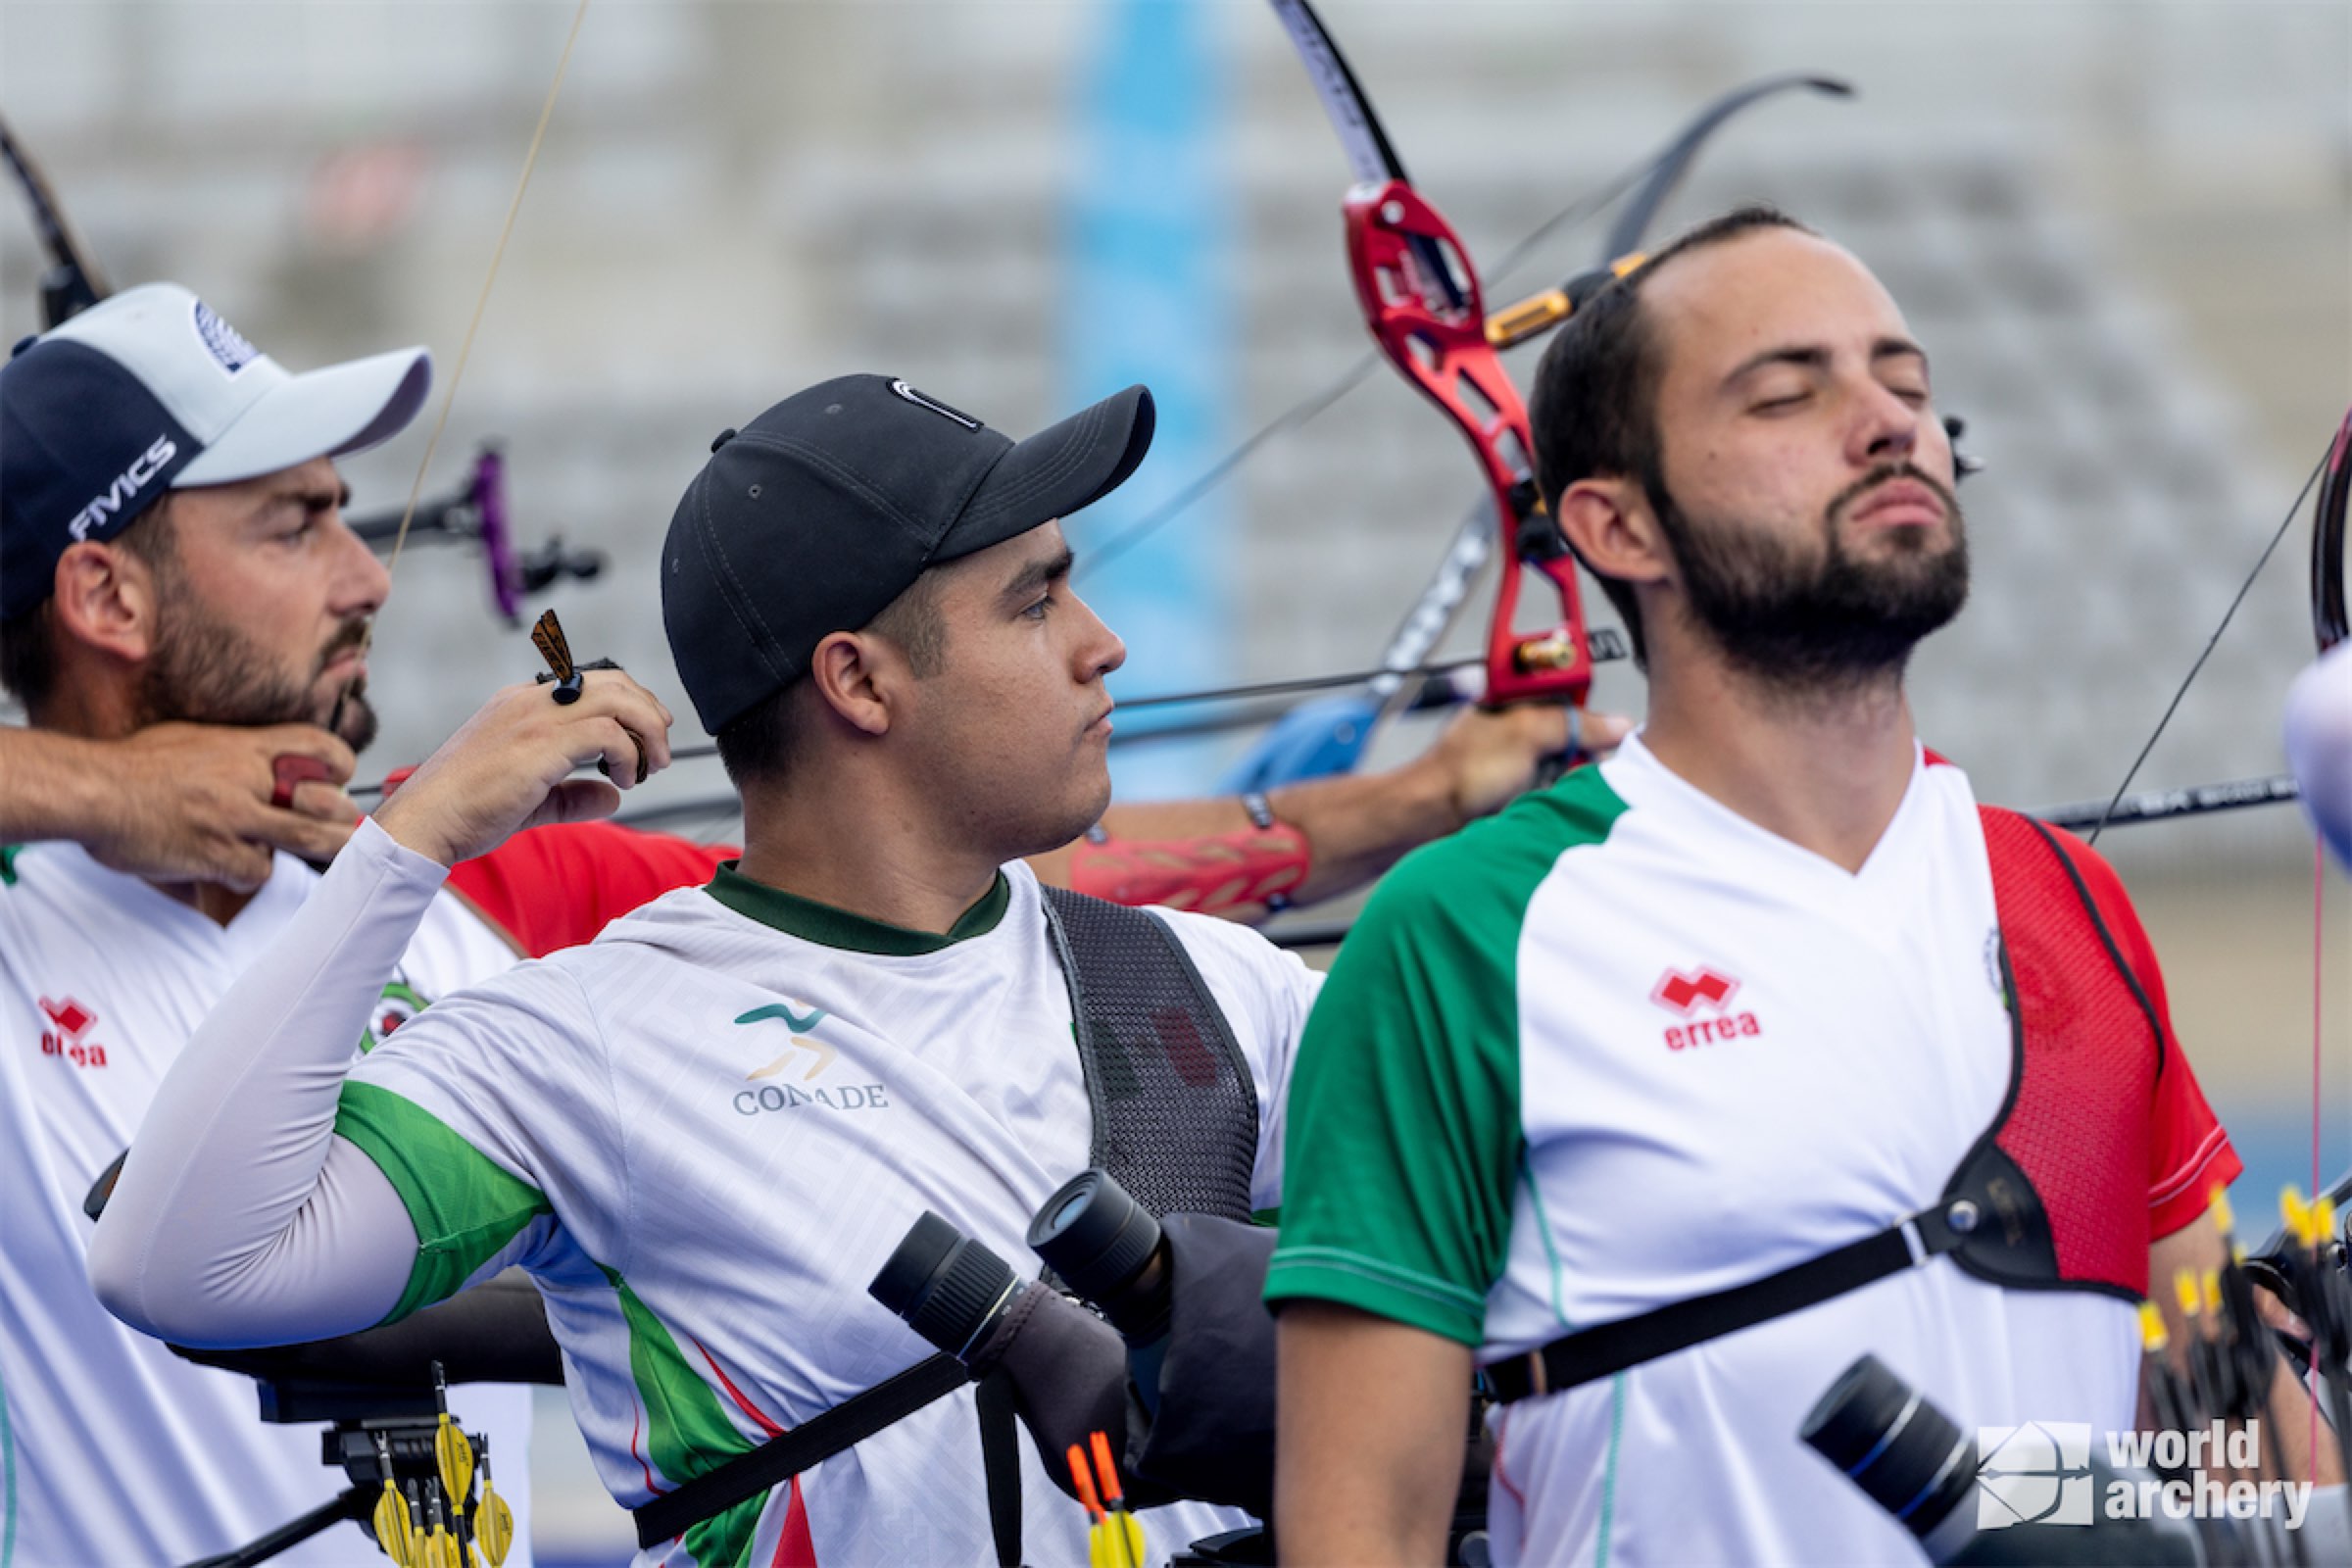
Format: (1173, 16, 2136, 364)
(1431, 704, 1632, 823)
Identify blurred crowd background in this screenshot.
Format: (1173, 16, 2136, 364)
(3, 2, 2346, 1559)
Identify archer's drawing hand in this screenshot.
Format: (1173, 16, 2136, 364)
(374, 672, 674, 867)
(88, 722, 360, 890)
(1432, 703, 1633, 823)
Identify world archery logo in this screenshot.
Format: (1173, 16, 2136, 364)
(1647, 964, 1764, 1054)
(1975, 1422, 2094, 1528)
(358, 981, 429, 1054)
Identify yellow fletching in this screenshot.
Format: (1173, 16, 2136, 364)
(474, 1453, 514, 1568)
(2317, 1196, 2339, 1244)
(2209, 1184, 2234, 1236)
(2173, 1270, 2200, 1316)
(1087, 1513, 1146, 1568)
(2199, 1269, 2222, 1315)
(2138, 1300, 2170, 1351)
(435, 1416, 473, 1513)
(2282, 1186, 2312, 1244)
(373, 1486, 416, 1568)
(476, 1494, 513, 1567)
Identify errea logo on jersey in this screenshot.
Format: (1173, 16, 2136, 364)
(1648, 964, 1764, 1053)
(38, 995, 108, 1069)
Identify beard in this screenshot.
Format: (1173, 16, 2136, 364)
(1654, 462, 1969, 693)
(136, 603, 379, 754)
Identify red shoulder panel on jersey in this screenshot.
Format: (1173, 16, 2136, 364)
(449, 822, 736, 958)
(1980, 806, 2240, 1275)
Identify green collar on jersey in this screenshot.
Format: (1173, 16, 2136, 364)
(705, 862, 1011, 955)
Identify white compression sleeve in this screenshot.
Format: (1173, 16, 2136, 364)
(2286, 643, 2352, 871)
(89, 818, 446, 1348)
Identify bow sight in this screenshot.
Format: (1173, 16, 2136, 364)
(345, 446, 603, 627)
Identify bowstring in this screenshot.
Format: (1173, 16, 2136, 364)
(2084, 448, 2328, 845)
(366, 0, 591, 636)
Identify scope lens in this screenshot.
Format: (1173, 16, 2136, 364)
(868, 1211, 1018, 1360)
(1800, 1354, 1974, 1539)
(1027, 1169, 1161, 1305)
(869, 1212, 959, 1319)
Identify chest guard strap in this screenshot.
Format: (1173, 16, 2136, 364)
(634, 884, 1257, 1551)
(1490, 810, 2160, 1404)
(1040, 884, 1260, 1224)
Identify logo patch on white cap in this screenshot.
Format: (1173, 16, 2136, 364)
(191, 300, 259, 375)
(889, 379, 981, 430)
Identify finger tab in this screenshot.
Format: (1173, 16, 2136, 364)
(271, 755, 333, 810)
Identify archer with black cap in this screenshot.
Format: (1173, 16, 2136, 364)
(95, 367, 1598, 1564)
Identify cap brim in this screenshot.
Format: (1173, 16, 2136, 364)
(937, 384, 1154, 562)
(173, 348, 431, 487)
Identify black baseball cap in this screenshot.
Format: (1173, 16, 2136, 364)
(0, 282, 429, 619)
(662, 373, 1154, 733)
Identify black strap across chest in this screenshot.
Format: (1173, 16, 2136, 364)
(632, 886, 1255, 1552)
(1489, 820, 2163, 1404)
(1040, 884, 1260, 1224)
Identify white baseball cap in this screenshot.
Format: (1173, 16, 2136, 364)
(1, 282, 429, 616)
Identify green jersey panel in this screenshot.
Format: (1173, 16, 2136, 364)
(1264, 770, 1630, 1346)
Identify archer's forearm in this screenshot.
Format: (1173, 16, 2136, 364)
(1264, 758, 1460, 904)
(1026, 760, 1455, 912)
(0, 725, 120, 843)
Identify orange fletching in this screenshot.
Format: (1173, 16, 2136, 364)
(1090, 1430, 1125, 1504)
(1066, 1444, 1105, 1521)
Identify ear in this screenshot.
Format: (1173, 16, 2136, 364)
(1555, 475, 1674, 592)
(806, 630, 899, 739)
(47, 541, 161, 665)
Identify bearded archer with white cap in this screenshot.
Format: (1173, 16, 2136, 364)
(0, 282, 673, 1565)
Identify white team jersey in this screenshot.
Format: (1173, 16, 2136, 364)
(0, 841, 535, 1568)
(1269, 738, 2178, 1566)
(341, 858, 1320, 1568)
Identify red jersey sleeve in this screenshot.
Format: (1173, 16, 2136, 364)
(2041, 828, 2243, 1240)
(447, 821, 738, 958)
